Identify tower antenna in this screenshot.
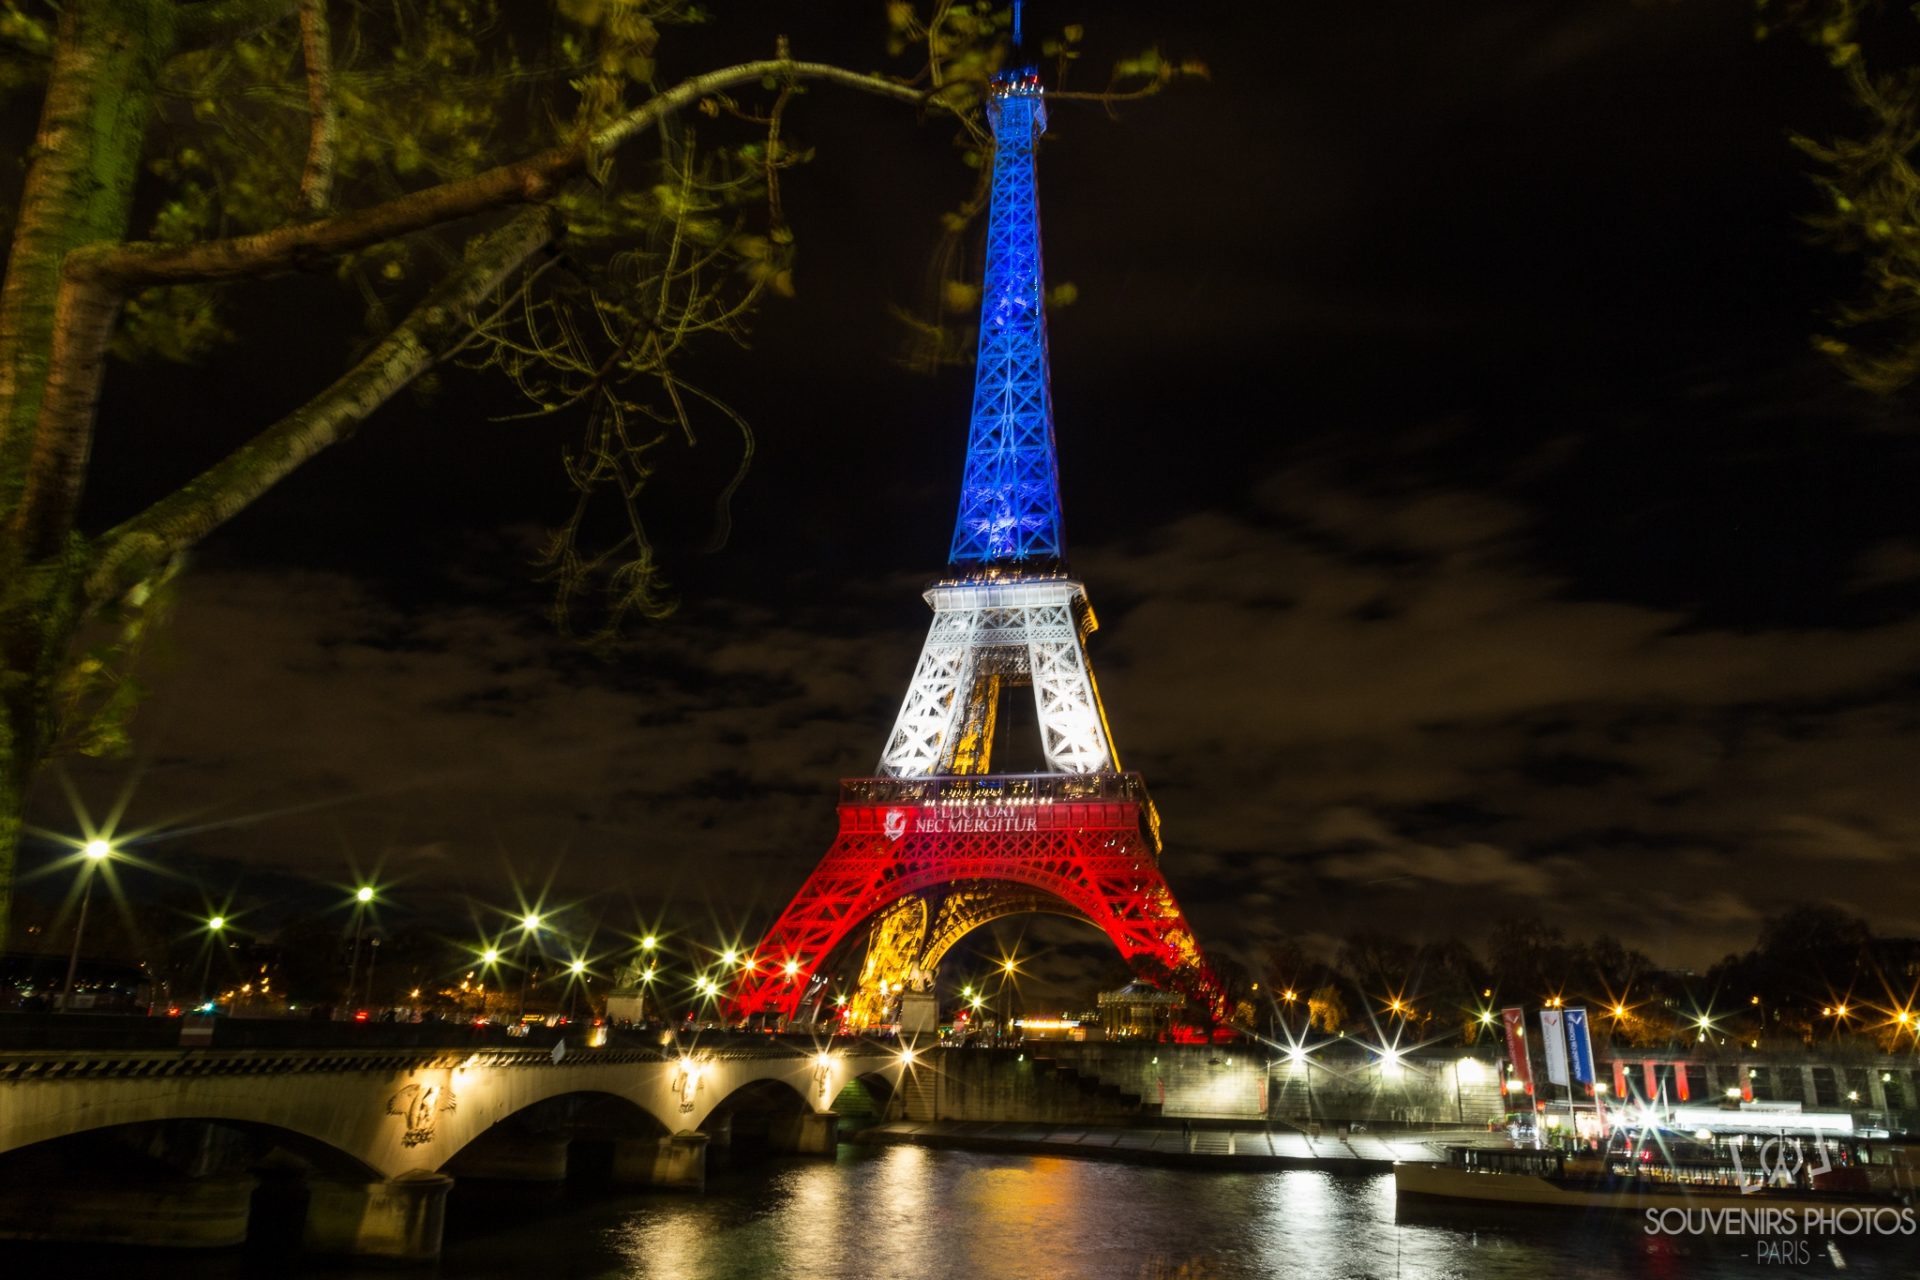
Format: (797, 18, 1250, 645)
(1012, 0, 1023, 51)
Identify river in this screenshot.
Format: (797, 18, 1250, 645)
(4, 1143, 1913, 1277)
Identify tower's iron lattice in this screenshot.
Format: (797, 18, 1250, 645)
(729, 66, 1218, 1025)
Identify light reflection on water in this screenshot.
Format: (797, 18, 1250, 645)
(0, 1144, 1909, 1278)
(458, 1145, 1910, 1280)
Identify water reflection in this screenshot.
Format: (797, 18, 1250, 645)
(0, 1145, 1908, 1278)
(500, 1147, 1907, 1280)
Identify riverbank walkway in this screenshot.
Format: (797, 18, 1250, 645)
(856, 1120, 1504, 1171)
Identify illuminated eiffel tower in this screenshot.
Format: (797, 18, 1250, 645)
(730, 56, 1217, 1026)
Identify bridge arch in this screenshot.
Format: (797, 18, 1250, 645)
(0, 1089, 391, 1179)
(0, 1115, 383, 1183)
(436, 1087, 671, 1177)
(831, 1068, 897, 1126)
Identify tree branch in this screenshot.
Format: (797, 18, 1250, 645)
(83, 207, 559, 608)
(174, 0, 302, 52)
(22, 54, 952, 579)
(72, 59, 943, 290)
(295, 0, 336, 214)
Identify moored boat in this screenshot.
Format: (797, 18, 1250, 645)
(1396, 1123, 1912, 1215)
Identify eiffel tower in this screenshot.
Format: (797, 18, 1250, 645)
(730, 57, 1217, 1026)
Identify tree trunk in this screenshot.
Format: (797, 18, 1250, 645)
(0, 737, 26, 958)
(0, 0, 169, 515)
(0, 0, 171, 950)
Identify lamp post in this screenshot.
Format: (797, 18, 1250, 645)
(568, 958, 587, 1022)
(999, 958, 1018, 1047)
(343, 885, 374, 1016)
(58, 839, 113, 1013)
(365, 936, 381, 1014)
(516, 912, 543, 1023)
(199, 916, 227, 1008)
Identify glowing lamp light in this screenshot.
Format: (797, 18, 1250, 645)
(569, 959, 587, 976)
(1283, 990, 1297, 1002)
(208, 915, 226, 931)
(721, 949, 739, 967)
(640, 935, 658, 951)
(481, 948, 500, 965)
(900, 1047, 917, 1066)
(1478, 1010, 1495, 1026)
(815, 1053, 833, 1070)
(355, 886, 375, 904)
(1613, 1005, 1628, 1019)
(1836, 1005, 1850, 1018)
(1724, 1087, 1742, 1099)
(521, 912, 542, 932)
(641, 967, 656, 983)
(784, 959, 800, 978)
(82, 839, 112, 861)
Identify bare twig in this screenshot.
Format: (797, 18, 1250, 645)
(295, 0, 337, 214)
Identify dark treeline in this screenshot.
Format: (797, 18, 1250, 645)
(1232, 907, 1919, 1053)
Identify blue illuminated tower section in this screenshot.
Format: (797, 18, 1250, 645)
(948, 70, 1064, 567)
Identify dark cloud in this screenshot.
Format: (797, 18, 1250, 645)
(34, 451, 1920, 979)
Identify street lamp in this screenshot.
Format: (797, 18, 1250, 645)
(343, 885, 376, 1016)
(567, 957, 588, 1021)
(516, 913, 544, 1023)
(998, 957, 1020, 1047)
(58, 839, 114, 1013)
(199, 915, 227, 1008)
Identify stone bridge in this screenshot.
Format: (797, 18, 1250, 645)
(0, 1034, 910, 1261)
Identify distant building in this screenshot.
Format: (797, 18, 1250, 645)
(1098, 982, 1182, 1040)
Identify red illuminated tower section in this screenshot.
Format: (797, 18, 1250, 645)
(730, 62, 1217, 1023)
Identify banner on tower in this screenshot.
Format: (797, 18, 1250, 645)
(1564, 1007, 1596, 1085)
(1540, 1009, 1570, 1087)
(1500, 1007, 1533, 1096)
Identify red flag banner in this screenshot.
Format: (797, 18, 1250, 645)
(1501, 1006, 1534, 1097)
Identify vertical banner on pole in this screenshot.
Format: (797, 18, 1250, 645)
(1500, 1007, 1534, 1097)
(1540, 1010, 1570, 1086)
(1564, 1008, 1595, 1085)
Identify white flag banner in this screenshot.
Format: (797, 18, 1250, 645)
(1540, 1010, 1570, 1086)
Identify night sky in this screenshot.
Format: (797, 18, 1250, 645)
(21, 1, 1920, 1000)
